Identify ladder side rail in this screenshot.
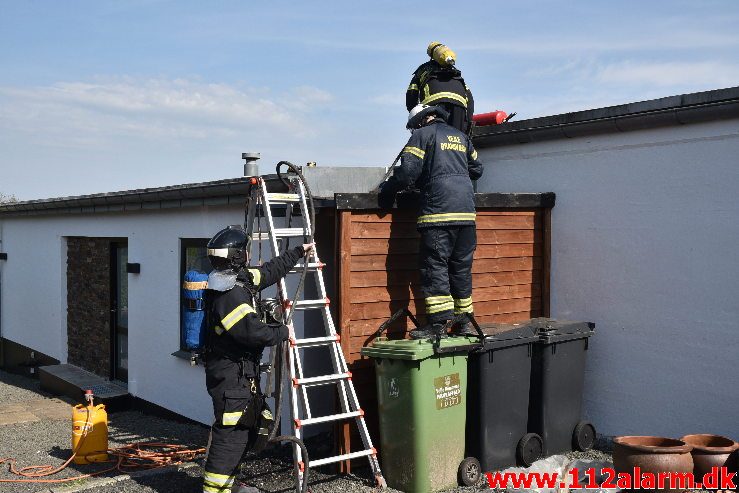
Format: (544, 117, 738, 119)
(293, 345, 313, 419)
(259, 180, 293, 320)
(258, 179, 305, 492)
(289, 383, 305, 492)
(304, 241, 351, 414)
(282, 196, 313, 418)
(276, 179, 312, 491)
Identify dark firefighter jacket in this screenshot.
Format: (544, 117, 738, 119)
(206, 245, 305, 377)
(406, 60, 474, 115)
(381, 116, 483, 227)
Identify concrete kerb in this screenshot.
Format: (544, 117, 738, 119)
(32, 461, 201, 493)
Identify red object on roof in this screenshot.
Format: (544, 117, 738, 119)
(473, 111, 507, 126)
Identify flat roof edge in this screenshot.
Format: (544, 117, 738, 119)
(472, 86, 739, 148)
(335, 192, 555, 210)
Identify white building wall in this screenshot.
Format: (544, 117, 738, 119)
(0, 205, 311, 429)
(476, 118, 739, 439)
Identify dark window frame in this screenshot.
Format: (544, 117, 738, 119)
(179, 238, 212, 351)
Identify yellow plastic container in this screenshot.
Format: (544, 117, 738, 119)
(72, 403, 108, 464)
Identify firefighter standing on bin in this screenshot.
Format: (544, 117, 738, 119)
(406, 42, 474, 134)
(202, 225, 314, 493)
(380, 104, 483, 339)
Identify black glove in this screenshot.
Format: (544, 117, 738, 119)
(378, 179, 398, 208)
(277, 323, 290, 342)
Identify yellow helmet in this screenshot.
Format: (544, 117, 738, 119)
(427, 41, 444, 57)
(427, 41, 456, 67)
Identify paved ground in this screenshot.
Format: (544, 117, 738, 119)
(0, 370, 73, 425)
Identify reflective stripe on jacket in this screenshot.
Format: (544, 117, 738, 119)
(206, 246, 304, 372)
(406, 60, 474, 115)
(382, 118, 483, 227)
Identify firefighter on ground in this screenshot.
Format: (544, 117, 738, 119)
(202, 225, 314, 493)
(406, 42, 474, 134)
(379, 104, 483, 339)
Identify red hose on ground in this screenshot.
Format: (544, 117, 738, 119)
(0, 442, 205, 484)
(0, 406, 204, 484)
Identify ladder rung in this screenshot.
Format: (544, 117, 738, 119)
(273, 228, 307, 238)
(252, 179, 385, 486)
(289, 262, 324, 273)
(293, 372, 351, 388)
(296, 410, 362, 428)
(309, 449, 375, 468)
(252, 228, 307, 241)
(266, 193, 300, 203)
(290, 335, 340, 348)
(291, 298, 329, 310)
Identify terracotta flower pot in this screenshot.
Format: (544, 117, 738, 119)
(680, 434, 739, 478)
(613, 436, 693, 492)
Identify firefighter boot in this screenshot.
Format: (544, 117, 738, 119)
(451, 319, 477, 337)
(409, 323, 448, 340)
(232, 483, 262, 493)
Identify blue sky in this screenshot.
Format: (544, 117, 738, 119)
(1, 1, 738, 200)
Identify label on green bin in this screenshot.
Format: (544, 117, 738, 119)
(434, 373, 461, 409)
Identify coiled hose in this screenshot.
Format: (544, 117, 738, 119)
(267, 160, 316, 493)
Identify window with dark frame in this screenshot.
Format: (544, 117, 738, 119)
(179, 238, 213, 350)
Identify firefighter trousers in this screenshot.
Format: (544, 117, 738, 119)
(419, 225, 476, 324)
(203, 358, 258, 493)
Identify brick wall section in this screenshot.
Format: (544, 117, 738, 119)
(66, 237, 110, 377)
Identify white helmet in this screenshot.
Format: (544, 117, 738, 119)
(407, 104, 446, 130)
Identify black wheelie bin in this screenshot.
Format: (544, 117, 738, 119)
(466, 321, 543, 474)
(528, 318, 596, 455)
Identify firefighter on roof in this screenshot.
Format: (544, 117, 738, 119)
(380, 104, 483, 339)
(406, 42, 474, 134)
(202, 225, 313, 493)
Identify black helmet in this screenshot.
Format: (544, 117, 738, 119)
(207, 225, 251, 270)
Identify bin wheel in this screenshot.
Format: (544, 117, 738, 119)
(573, 421, 596, 451)
(458, 457, 481, 486)
(517, 433, 543, 467)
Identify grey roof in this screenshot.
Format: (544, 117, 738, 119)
(0, 177, 266, 217)
(472, 86, 739, 148)
(0, 167, 390, 217)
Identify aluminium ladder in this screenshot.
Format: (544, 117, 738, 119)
(245, 175, 386, 491)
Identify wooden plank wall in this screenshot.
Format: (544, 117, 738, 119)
(335, 207, 549, 470)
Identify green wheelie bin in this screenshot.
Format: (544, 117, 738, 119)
(362, 335, 480, 493)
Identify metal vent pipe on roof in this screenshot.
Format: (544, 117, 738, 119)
(242, 152, 260, 177)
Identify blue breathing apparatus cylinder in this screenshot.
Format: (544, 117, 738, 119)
(182, 271, 209, 351)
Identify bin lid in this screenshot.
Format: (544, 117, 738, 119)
(531, 318, 595, 343)
(361, 336, 480, 361)
(478, 321, 540, 350)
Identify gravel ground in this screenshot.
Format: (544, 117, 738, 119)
(0, 370, 209, 493)
(0, 369, 54, 403)
(1, 371, 725, 493)
(0, 369, 622, 493)
(0, 410, 208, 493)
(69, 454, 477, 493)
(55, 446, 617, 493)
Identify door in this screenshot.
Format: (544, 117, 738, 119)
(110, 241, 128, 382)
